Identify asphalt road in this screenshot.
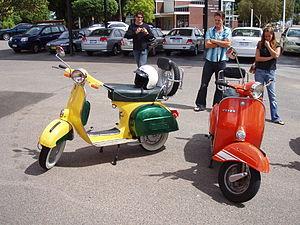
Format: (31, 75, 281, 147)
(0, 41, 299, 225)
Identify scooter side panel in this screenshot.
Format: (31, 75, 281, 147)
(213, 142, 270, 173)
(39, 119, 73, 148)
(213, 97, 265, 152)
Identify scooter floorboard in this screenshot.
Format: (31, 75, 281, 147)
(93, 138, 139, 147)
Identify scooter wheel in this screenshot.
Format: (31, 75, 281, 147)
(218, 162, 261, 203)
(139, 133, 168, 151)
(39, 141, 66, 170)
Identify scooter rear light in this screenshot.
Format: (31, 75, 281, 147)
(171, 109, 179, 118)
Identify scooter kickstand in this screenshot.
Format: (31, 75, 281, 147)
(111, 144, 120, 165)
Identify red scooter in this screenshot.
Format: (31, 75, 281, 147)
(208, 47, 270, 203)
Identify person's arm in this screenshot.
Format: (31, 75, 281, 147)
(144, 26, 154, 40)
(204, 28, 217, 48)
(265, 41, 281, 58)
(210, 38, 231, 48)
(124, 25, 135, 39)
(255, 48, 273, 62)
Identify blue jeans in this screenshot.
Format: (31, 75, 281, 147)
(255, 68, 281, 122)
(133, 49, 148, 68)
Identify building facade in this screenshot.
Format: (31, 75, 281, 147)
(154, 0, 238, 30)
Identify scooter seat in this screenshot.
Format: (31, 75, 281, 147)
(105, 83, 163, 102)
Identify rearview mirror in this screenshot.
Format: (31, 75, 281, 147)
(56, 46, 65, 57)
(226, 47, 237, 60)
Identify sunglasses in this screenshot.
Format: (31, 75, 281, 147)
(136, 16, 143, 18)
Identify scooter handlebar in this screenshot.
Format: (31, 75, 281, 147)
(215, 80, 233, 88)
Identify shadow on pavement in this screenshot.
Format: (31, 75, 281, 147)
(147, 133, 245, 207)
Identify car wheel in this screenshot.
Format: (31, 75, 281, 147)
(32, 44, 39, 53)
(2, 33, 10, 41)
(111, 44, 118, 56)
(166, 50, 171, 56)
(122, 51, 129, 56)
(192, 45, 198, 56)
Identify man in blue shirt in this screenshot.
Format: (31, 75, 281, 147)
(194, 11, 232, 111)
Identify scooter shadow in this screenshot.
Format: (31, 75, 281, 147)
(148, 134, 245, 207)
(55, 145, 163, 168)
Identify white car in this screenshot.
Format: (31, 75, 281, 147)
(281, 27, 300, 54)
(163, 27, 204, 56)
(231, 27, 263, 57)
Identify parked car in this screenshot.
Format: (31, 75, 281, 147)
(0, 23, 33, 40)
(46, 30, 83, 53)
(231, 27, 263, 58)
(121, 27, 165, 56)
(163, 27, 204, 56)
(81, 28, 125, 56)
(281, 27, 300, 54)
(8, 24, 66, 53)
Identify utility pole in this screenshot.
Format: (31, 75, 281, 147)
(104, 0, 108, 28)
(119, 0, 122, 21)
(66, 0, 74, 56)
(283, 0, 286, 31)
(250, 8, 253, 27)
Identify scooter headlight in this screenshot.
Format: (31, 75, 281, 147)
(236, 129, 246, 141)
(71, 68, 87, 84)
(251, 82, 264, 99)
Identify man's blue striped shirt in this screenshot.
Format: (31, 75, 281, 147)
(205, 26, 232, 62)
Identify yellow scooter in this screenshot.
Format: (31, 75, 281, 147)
(38, 47, 182, 170)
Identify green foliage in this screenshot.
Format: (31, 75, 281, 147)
(2, 14, 22, 28)
(124, 0, 155, 23)
(237, 0, 295, 26)
(0, 0, 13, 20)
(72, 0, 118, 23)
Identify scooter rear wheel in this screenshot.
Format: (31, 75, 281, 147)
(218, 162, 261, 203)
(39, 141, 66, 170)
(139, 133, 168, 151)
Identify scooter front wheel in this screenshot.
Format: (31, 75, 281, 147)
(139, 133, 169, 151)
(39, 141, 66, 170)
(218, 162, 261, 203)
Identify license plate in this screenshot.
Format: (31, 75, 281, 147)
(171, 39, 181, 44)
(240, 42, 249, 47)
(12, 44, 17, 48)
(90, 40, 97, 44)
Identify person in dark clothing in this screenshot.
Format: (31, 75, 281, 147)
(255, 26, 284, 125)
(124, 12, 154, 68)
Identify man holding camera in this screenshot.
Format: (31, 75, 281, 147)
(124, 12, 154, 68)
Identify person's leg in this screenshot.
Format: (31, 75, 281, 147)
(254, 68, 266, 85)
(139, 49, 148, 66)
(195, 60, 215, 108)
(266, 70, 282, 123)
(133, 50, 141, 68)
(213, 61, 226, 105)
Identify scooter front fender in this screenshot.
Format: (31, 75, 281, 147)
(213, 142, 270, 173)
(39, 119, 73, 148)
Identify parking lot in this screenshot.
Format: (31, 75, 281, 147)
(0, 40, 299, 225)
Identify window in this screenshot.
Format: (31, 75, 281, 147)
(232, 29, 261, 37)
(90, 29, 112, 37)
(41, 27, 51, 35)
(58, 25, 66, 32)
(51, 26, 60, 33)
(169, 29, 192, 36)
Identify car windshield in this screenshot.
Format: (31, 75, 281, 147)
(26, 27, 42, 35)
(287, 29, 300, 37)
(232, 29, 261, 37)
(59, 31, 69, 39)
(168, 29, 192, 36)
(90, 29, 112, 36)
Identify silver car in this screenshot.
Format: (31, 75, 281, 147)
(163, 27, 204, 56)
(81, 28, 125, 56)
(281, 27, 300, 54)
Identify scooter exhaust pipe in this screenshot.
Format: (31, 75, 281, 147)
(228, 172, 248, 182)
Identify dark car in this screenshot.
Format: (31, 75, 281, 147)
(46, 30, 83, 53)
(8, 24, 66, 53)
(0, 23, 33, 40)
(121, 27, 165, 56)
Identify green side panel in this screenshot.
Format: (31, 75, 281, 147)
(81, 100, 90, 126)
(130, 104, 178, 137)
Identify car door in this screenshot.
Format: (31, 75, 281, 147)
(111, 29, 123, 50)
(51, 26, 62, 40)
(40, 27, 53, 47)
(154, 29, 165, 51)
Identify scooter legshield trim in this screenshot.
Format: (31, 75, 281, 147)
(39, 119, 73, 148)
(213, 142, 270, 173)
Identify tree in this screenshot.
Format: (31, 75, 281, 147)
(13, 0, 50, 22)
(237, 0, 295, 26)
(0, 0, 13, 21)
(124, 0, 155, 23)
(72, 0, 118, 26)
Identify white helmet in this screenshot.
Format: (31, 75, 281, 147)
(134, 65, 158, 90)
